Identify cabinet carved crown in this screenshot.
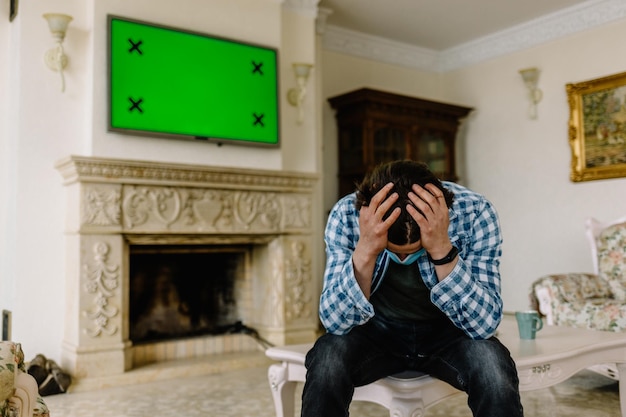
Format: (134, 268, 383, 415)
(328, 88, 472, 198)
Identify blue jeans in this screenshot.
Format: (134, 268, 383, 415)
(301, 314, 523, 417)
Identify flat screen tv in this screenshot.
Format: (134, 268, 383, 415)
(108, 15, 280, 146)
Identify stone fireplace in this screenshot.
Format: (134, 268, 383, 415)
(55, 156, 319, 380)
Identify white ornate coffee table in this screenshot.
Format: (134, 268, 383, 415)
(266, 314, 626, 417)
(497, 314, 626, 415)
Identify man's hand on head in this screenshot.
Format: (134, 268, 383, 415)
(357, 182, 400, 257)
(406, 183, 452, 259)
(352, 182, 401, 298)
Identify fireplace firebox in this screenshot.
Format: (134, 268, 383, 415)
(129, 245, 248, 344)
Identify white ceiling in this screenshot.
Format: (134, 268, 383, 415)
(318, 0, 594, 50)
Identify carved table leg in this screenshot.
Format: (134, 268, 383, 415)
(618, 363, 626, 417)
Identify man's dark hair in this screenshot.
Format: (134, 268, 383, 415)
(355, 160, 454, 245)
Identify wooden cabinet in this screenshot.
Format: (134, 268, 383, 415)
(328, 88, 472, 198)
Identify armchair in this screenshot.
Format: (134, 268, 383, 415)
(530, 215, 626, 380)
(0, 342, 49, 417)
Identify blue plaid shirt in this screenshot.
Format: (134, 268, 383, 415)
(319, 182, 503, 340)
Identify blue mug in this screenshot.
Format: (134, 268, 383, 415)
(515, 310, 543, 340)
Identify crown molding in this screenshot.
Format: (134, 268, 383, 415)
(322, 0, 626, 73)
(322, 25, 440, 72)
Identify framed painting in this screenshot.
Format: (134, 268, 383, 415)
(566, 71, 626, 182)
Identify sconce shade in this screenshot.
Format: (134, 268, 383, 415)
(293, 63, 313, 79)
(518, 67, 542, 119)
(43, 13, 73, 41)
(519, 67, 539, 88)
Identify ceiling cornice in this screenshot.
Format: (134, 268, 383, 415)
(321, 0, 626, 73)
(322, 25, 440, 71)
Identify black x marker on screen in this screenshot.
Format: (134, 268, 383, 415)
(128, 39, 143, 54)
(252, 61, 264, 75)
(129, 98, 144, 113)
(253, 113, 265, 127)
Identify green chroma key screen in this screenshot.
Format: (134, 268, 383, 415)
(108, 16, 280, 146)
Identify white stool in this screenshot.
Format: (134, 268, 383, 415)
(266, 344, 462, 417)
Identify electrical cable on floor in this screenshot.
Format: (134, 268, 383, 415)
(222, 321, 275, 349)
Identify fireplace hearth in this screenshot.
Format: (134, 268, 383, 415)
(55, 156, 319, 380)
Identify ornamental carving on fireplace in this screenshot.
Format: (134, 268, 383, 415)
(82, 185, 121, 226)
(282, 194, 311, 229)
(105, 185, 309, 233)
(233, 192, 280, 230)
(82, 241, 120, 338)
(285, 241, 312, 321)
(123, 186, 182, 228)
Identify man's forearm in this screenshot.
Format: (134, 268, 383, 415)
(351, 246, 376, 299)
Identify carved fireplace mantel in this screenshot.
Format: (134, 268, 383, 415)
(55, 155, 319, 379)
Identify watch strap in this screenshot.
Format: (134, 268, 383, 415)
(427, 246, 459, 265)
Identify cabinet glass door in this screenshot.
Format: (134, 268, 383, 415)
(417, 131, 447, 176)
(339, 127, 364, 171)
(373, 127, 406, 164)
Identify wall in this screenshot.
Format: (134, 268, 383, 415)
(321, 19, 626, 313)
(1, 0, 86, 358)
(0, 0, 321, 362)
(442, 18, 626, 311)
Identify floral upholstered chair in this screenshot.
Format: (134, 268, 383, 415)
(0, 342, 49, 417)
(530, 215, 626, 380)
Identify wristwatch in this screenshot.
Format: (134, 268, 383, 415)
(427, 246, 459, 265)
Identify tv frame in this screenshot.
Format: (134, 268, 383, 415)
(107, 15, 281, 147)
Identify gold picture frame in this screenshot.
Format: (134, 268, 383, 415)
(566, 71, 626, 182)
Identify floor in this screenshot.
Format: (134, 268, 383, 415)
(43, 351, 621, 417)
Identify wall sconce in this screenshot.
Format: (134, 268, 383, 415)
(43, 13, 73, 92)
(287, 63, 313, 124)
(519, 67, 543, 119)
